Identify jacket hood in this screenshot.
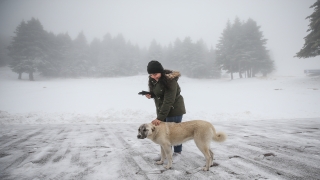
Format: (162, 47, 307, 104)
(164, 69, 181, 80)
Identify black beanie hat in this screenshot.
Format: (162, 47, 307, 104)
(147, 60, 164, 74)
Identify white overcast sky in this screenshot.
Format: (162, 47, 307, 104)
(0, 0, 319, 75)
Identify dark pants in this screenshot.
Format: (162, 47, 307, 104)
(165, 115, 183, 153)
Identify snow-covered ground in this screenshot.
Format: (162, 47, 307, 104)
(1, 67, 319, 124)
(0, 67, 320, 179)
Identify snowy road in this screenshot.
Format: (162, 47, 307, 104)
(1, 118, 320, 180)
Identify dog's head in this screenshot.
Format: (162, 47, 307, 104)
(137, 123, 155, 139)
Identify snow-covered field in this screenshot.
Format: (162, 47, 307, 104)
(1, 67, 319, 124)
(0, 67, 320, 179)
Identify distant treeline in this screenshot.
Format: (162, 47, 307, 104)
(4, 17, 274, 80)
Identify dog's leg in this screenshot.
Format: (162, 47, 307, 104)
(162, 143, 172, 169)
(202, 147, 212, 171)
(195, 138, 212, 171)
(156, 146, 166, 165)
(209, 149, 214, 166)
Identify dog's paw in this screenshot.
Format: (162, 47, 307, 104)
(202, 167, 209, 171)
(164, 165, 171, 169)
(156, 161, 164, 165)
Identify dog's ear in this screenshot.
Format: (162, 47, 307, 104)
(152, 126, 155, 132)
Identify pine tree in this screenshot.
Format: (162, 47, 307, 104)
(41, 32, 55, 76)
(112, 34, 131, 76)
(162, 43, 173, 68)
(216, 18, 274, 79)
(69, 31, 90, 77)
(241, 19, 258, 77)
(148, 39, 163, 61)
(216, 20, 236, 79)
(171, 38, 183, 70)
(89, 38, 102, 76)
(242, 18, 274, 77)
(24, 31, 73, 78)
(190, 39, 208, 78)
(0, 35, 12, 67)
(180, 37, 196, 76)
(56, 33, 73, 77)
(98, 33, 114, 77)
(8, 18, 49, 80)
(126, 42, 141, 76)
(230, 17, 245, 78)
(296, 0, 320, 58)
(208, 47, 221, 78)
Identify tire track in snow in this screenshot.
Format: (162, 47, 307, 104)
(0, 127, 44, 149)
(216, 121, 320, 179)
(0, 127, 45, 173)
(1, 120, 319, 179)
(106, 125, 150, 180)
(2, 125, 74, 180)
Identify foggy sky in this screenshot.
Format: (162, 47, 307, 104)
(0, 0, 319, 75)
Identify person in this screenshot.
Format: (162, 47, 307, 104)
(145, 60, 186, 163)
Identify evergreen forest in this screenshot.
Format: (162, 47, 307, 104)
(4, 17, 274, 80)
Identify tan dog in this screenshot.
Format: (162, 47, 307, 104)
(137, 120, 227, 171)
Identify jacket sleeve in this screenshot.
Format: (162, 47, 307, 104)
(157, 80, 177, 121)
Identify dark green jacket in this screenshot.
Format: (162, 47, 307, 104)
(149, 70, 186, 121)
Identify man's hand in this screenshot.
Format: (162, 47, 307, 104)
(151, 119, 162, 126)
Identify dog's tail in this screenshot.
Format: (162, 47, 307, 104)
(212, 129, 227, 142)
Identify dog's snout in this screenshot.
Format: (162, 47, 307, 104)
(137, 135, 141, 139)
